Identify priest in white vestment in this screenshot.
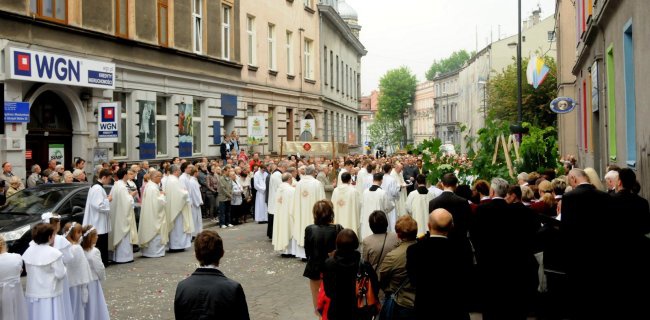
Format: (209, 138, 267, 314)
(360, 173, 395, 240)
(109, 169, 139, 263)
(253, 165, 269, 222)
(178, 163, 193, 191)
(355, 163, 370, 195)
(139, 171, 169, 257)
(331, 172, 361, 234)
(165, 165, 193, 251)
(267, 161, 286, 238)
(272, 173, 295, 252)
(83, 169, 112, 265)
(292, 165, 326, 259)
(337, 160, 354, 186)
(380, 164, 400, 232)
(188, 168, 204, 237)
(405, 175, 435, 236)
(390, 164, 408, 217)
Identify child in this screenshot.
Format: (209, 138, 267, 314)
(43, 213, 74, 320)
(63, 222, 93, 320)
(0, 235, 28, 320)
(22, 223, 67, 320)
(81, 225, 110, 320)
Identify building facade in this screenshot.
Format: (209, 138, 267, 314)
(359, 89, 378, 152)
(457, 46, 491, 154)
(412, 81, 435, 145)
(554, 0, 578, 160)
(556, 0, 650, 199)
(433, 70, 460, 146)
(0, 0, 364, 179)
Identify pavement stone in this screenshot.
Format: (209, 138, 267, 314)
(103, 220, 313, 320)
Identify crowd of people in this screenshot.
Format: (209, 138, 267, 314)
(1, 148, 649, 320)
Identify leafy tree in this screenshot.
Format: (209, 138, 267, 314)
(425, 50, 472, 81)
(467, 122, 515, 182)
(377, 66, 417, 147)
(368, 114, 402, 154)
(486, 56, 558, 128)
(517, 123, 560, 173)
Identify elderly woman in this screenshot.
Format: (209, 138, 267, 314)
(6, 176, 23, 197)
(378, 215, 417, 319)
(63, 171, 74, 184)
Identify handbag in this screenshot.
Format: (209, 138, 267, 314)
(317, 275, 331, 320)
(378, 277, 409, 320)
(356, 260, 381, 318)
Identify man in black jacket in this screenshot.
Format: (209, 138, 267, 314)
(174, 230, 249, 320)
(407, 209, 470, 320)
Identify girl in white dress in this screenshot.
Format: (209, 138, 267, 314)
(63, 222, 93, 320)
(44, 213, 74, 320)
(22, 223, 67, 320)
(81, 225, 110, 320)
(0, 235, 28, 320)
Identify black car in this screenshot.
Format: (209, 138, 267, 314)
(0, 183, 112, 255)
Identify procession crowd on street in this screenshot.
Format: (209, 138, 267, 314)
(0, 136, 649, 320)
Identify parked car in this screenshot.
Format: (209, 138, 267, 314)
(0, 183, 112, 255)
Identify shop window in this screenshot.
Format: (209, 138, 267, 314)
(113, 92, 128, 158)
(193, 99, 202, 154)
(156, 96, 168, 157)
(30, 0, 67, 23)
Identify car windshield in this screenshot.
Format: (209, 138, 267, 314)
(0, 188, 75, 215)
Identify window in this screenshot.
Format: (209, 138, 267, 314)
(547, 31, 555, 42)
(324, 46, 328, 85)
(30, 0, 67, 23)
(336, 55, 339, 91)
(156, 96, 168, 156)
(345, 65, 348, 97)
(247, 16, 256, 65)
(341, 61, 345, 95)
(268, 24, 276, 71)
(113, 92, 128, 158)
(606, 44, 617, 161)
(193, 0, 203, 53)
(222, 5, 231, 60)
(286, 31, 294, 75)
(623, 21, 636, 167)
(304, 38, 314, 80)
(115, 0, 128, 37)
(330, 51, 334, 89)
(158, 0, 169, 46)
(303, 0, 311, 8)
(193, 100, 202, 154)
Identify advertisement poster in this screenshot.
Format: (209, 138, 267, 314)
(139, 100, 156, 159)
(178, 102, 193, 157)
(247, 116, 265, 145)
(48, 144, 65, 165)
(98, 102, 120, 143)
(299, 119, 315, 141)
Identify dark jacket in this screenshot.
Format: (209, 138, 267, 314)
(174, 268, 249, 320)
(406, 236, 470, 320)
(428, 191, 474, 266)
(303, 224, 342, 280)
(323, 251, 369, 320)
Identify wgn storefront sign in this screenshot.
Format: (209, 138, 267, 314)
(97, 102, 120, 143)
(7, 47, 115, 89)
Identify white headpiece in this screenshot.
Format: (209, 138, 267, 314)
(41, 212, 61, 223)
(63, 222, 76, 237)
(83, 226, 96, 238)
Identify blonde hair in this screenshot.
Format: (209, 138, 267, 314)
(8, 176, 21, 187)
(584, 167, 604, 191)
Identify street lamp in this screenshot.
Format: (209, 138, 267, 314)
(508, 0, 527, 135)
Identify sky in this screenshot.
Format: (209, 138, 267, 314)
(346, 0, 557, 96)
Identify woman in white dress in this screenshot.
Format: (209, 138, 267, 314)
(81, 226, 110, 320)
(0, 235, 28, 320)
(63, 222, 93, 320)
(22, 223, 67, 320)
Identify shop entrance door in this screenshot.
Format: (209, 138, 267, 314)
(26, 91, 73, 171)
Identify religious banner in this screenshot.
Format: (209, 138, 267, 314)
(178, 102, 193, 158)
(138, 100, 156, 159)
(526, 55, 550, 89)
(247, 116, 265, 145)
(299, 119, 315, 141)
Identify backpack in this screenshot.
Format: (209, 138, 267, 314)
(356, 260, 381, 318)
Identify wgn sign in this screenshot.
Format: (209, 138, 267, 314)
(7, 47, 115, 89)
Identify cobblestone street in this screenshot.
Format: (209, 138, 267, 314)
(103, 221, 313, 320)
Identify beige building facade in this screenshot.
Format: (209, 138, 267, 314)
(412, 81, 435, 145)
(554, 0, 578, 160)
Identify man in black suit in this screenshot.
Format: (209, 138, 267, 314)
(407, 209, 470, 320)
(219, 136, 232, 161)
(428, 173, 473, 264)
(402, 158, 418, 194)
(470, 178, 538, 320)
(561, 168, 613, 318)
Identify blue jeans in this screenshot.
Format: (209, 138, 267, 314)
(218, 201, 231, 226)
